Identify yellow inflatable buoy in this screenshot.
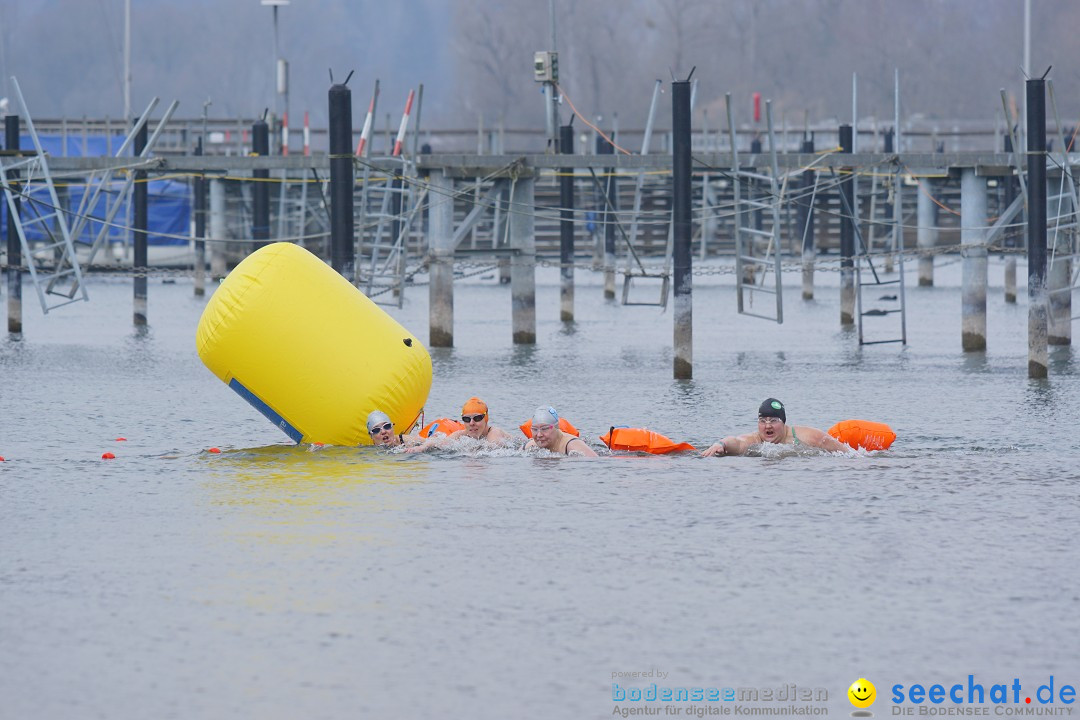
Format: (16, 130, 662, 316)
(195, 242, 432, 445)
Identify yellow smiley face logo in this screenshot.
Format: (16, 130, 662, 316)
(848, 678, 876, 708)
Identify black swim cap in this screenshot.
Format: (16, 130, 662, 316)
(758, 398, 786, 423)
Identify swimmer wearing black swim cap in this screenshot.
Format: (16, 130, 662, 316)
(701, 398, 847, 457)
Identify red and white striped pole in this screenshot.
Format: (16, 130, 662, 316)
(356, 80, 379, 157)
(281, 112, 289, 156)
(392, 89, 415, 157)
(302, 110, 310, 156)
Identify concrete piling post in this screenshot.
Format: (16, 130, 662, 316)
(917, 179, 938, 286)
(251, 118, 270, 254)
(559, 124, 574, 322)
(133, 119, 148, 326)
(429, 169, 455, 347)
(839, 124, 855, 326)
(5, 114, 22, 334)
(960, 168, 988, 351)
(883, 129, 895, 274)
(193, 137, 206, 297)
(1027, 77, 1049, 379)
(672, 80, 693, 379)
(597, 133, 617, 299)
(1048, 233, 1072, 345)
(797, 136, 815, 300)
(209, 178, 227, 280)
(1002, 132, 1018, 303)
(510, 175, 537, 344)
(328, 78, 355, 278)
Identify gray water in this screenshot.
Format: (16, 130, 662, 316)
(2, 259, 1078, 720)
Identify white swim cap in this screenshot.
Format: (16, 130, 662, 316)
(366, 410, 392, 433)
(531, 406, 559, 427)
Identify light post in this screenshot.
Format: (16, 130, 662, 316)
(261, 0, 289, 153)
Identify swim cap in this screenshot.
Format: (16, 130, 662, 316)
(531, 406, 559, 428)
(461, 397, 488, 416)
(366, 410, 392, 433)
(758, 398, 786, 423)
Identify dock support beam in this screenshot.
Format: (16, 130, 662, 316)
(193, 137, 206, 297)
(839, 125, 855, 326)
(1048, 192, 1073, 346)
(559, 124, 574, 322)
(328, 79, 354, 278)
(1027, 77, 1049, 379)
(672, 80, 693, 379)
(251, 118, 270, 254)
(133, 120, 148, 326)
(961, 168, 988, 351)
(209, 178, 227, 279)
(798, 136, 815, 300)
(6, 114, 22, 334)
(510, 176, 537, 344)
(917, 180, 938, 286)
(598, 133, 617, 299)
(429, 169, 455, 348)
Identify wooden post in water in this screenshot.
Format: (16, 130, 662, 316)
(960, 168, 988, 351)
(597, 133, 617, 299)
(5, 114, 22, 334)
(209, 178, 227, 280)
(917, 179, 938, 286)
(1027, 77, 1048, 379)
(838, 124, 855, 326)
(559, 124, 574, 322)
(193, 137, 206, 296)
(797, 135, 815, 300)
(672, 79, 693, 380)
(429, 169, 454, 347)
(510, 175, 537, 344)
(328, 78, 355, 278)
(133, 119, 148, 326)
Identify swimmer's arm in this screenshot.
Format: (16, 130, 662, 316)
(701, 434, 752, 457)
(802, 427, 849, 452)
(566, 437, 598, 457)
(523, 439, 537, 451)
(404, 429, 462, 453)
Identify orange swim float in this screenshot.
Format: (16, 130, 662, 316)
(419, 418, 466, 438)
(600, 427, 695, 455)
(519, 417, 580, 439)
(827, 419, 896, 451)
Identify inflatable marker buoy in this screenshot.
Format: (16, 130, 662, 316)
(828, 419, 896, 451)
(419, 418, 466, 438)
(600, 427, 695, 455)
(519, 417, 580, 439)
(196, 242, 432, 446)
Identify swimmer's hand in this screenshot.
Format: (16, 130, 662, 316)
(701, 441, 726, 458)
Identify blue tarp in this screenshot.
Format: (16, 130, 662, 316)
(1, 135, 190, 247)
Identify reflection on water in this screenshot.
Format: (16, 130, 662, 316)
(1, 272, 1078, 720)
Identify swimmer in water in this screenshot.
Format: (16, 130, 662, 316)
(366, 410, 422, 448)
(524, 406, 598, 457)
(701, 398, 847, 457)
(405, 396, 512, 453)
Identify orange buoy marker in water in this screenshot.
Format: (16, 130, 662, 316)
(208, 447, 221, 454)
(102, 452, 116, 460)
(115, 437, 127, 442)
(601, 427, 696, 455)
(827, 419, 896, 451)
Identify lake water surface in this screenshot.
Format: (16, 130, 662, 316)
(2, 258, 1078, 719)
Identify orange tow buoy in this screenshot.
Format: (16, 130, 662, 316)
(600, 427, 695, 455)
(828, 419, 896, 451)
(419, 418, 466, 438)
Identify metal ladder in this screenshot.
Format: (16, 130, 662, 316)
(359, 159, 421, 307)
(1, 77, 87, 313)
(726, 92, 784, 323)
(1047, 81, 1080, 325)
